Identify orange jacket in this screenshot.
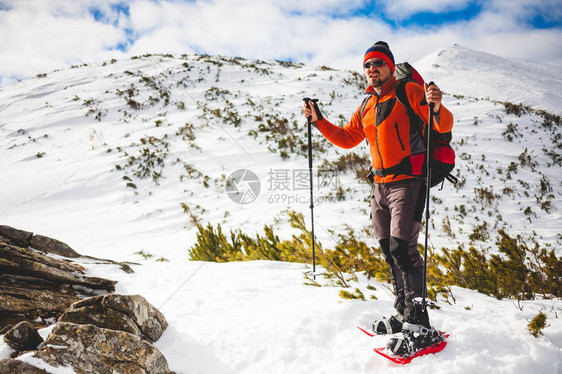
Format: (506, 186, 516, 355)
(315, 76, 454, 184)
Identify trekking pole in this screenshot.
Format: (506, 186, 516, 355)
(422, 82, 435, 313)
(303, 98, 318, 280)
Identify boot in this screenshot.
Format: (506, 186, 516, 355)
(401, 269, 430, 328)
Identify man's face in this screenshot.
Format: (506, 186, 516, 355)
(364, 58, 392, 90)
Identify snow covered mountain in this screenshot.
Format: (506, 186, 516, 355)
(417, 44, 562, 116)
(0, 45, 560, 373)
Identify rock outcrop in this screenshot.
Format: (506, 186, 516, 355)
(0, 240, 116, 329)
(0, 225, 80, 258)
(59, 294, 168, 342)
(2, 321, 43, 352)
(0, 225, 141, 330)
(37, 322, 173, 374)
(0, 226, 175, 373)
(2, 294, 175, 373)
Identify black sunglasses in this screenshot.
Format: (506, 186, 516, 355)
(364, 60, 386, 69)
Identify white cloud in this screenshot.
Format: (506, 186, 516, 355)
(125, 0, 395, 68)
(487, 0, 562, 22)
(128, 0, 167, 33)
(0, 0, 127, 84)
(0, 0, 560, 87)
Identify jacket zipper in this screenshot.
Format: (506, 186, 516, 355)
(374, 96, 384, 170)
(394, 123, 406, 152)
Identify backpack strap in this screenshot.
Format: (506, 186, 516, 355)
(359, 94, 373, 120)
(396, 81, 453, 143)
(360, 94, 374, 149)
(396, 81, 457, 187)
(395, 81, 425, 141)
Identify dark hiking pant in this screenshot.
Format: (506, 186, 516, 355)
(371, 179, 430, 327)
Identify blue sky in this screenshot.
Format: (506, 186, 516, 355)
(0, 0, 561, 87)
(383, 3, 482, 28)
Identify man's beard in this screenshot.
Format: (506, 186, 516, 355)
(367, 71, 390, 89)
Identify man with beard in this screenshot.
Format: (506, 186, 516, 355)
(303, 41, 453, 355)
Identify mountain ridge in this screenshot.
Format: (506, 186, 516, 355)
(416, 44, 562, 115)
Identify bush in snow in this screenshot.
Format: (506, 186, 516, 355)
(187, 211, 390, 290)
(434, 230, 561, 300)
(528, 312, 547, 337)
(188, 215, 561, 305)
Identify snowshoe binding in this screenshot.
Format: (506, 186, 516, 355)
(386, 322, 446, 358)
(372, 314, 403, 335)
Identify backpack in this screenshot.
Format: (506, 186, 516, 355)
(363, 62, 457, 188)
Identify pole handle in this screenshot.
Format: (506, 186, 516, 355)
(303, 98, 323, 121)
(427, 81, 435, 113)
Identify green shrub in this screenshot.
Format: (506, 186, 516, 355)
(187, 211, 388, 288)
(187, 214, 561, 302)
(528, 312, 547, 337)
(421, 245, 454, 303)
(536, 109, 562, 129)
(434, 230, 561, 300)
(503, 102, 530, 117)
(188, 211, 314, 264)
(118, 135, 170, 184)
(469, 222, 489, 242)
(339, 288, 365, 300)
(474, 186, 497, 205)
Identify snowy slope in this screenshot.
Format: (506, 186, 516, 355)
(0, 46, 561, 373)
(416, 44, 562, 115)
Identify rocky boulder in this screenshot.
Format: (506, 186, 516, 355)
(3, 321, 44, 352)
(0, 225, 80, 258)
(1, 294, 175, 374)
(59, 294, 168, 342)
(0, 226, 176, 373)
(0, 241, 116, 329)
(36, 322, 174, 374)
(0, 225, 139, 330)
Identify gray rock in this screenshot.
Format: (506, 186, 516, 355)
(0, 242, 114, 289)
(28, 234, 80, 258)
(58, 301, 144, 339)
(59, 294, 168, 342)
(0, 241, 116, 331)
(36, 322, 175, 374)
(3, 321, 44, 351)
(0, 359, 50, 374)
(0, 225, 33, 247)
(0, 225, 79, 258)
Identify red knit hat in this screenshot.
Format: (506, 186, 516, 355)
(364, 41, 395, 74)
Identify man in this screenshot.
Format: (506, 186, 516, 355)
(302, 41, 453, 355)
